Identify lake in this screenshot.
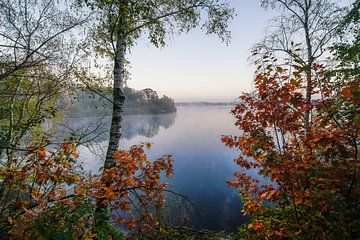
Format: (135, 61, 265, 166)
(60, 106, 249, 231)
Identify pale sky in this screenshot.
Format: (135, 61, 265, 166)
(126, 0, 352, 102)
(127, 0, 276, 102)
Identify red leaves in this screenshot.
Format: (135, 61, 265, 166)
(224, 58, 360, 238)
(38, 148, 46, 159)
(2, 142, 173, 237)
(93, 143, 174, 230)
(117, 217, 126, 224)
(127, 218, 137, 229)
(341, 87, 352, 100)
(259, 189, 276, 201)
(248, 220, 267, 231)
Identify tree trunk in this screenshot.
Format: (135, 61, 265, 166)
(304, 41, 313, 134)
(104, 17, 126, 169)
(303, 3, 313, 134)
(95, 11, 127, 231)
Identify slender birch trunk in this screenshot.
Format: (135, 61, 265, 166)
(104, 13, 126, 169)
(303, 2, 313, 134)
(95, 10, 127, 228)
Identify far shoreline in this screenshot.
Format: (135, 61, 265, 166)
(175, 101, 236, 106)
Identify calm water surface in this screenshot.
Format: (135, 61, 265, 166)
(63, 106, 249, 231)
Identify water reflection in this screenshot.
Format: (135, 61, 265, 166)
(117, 106, 248, 231)
(122, 113, 176, 139)
(58, 112, 176, 142)
(59, 106, 248, 231)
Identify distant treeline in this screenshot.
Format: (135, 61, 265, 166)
(64, 87, 177, 117)
(175, 101, 236, 106)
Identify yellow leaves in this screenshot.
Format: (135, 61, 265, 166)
(294, 198, 303, 205)
(276, 66, 287, 73)
(63, 163, 72, 169)
(127, 178, 136, 187)
(166, 169, 172, 179)
(259, 189, 276, 201)
(257, 155, 266, 162)
(248, 220, 267, 231)
(117, 218, 126, 224)
(74, 188, 86, 196)
(105, 191, 116, 199)
(82, 231, 96, 240)
(58, 189, 67, 198)
(127, 218, 137, 229)
(38, 148, 46, 159)
(243, 196, 263, 215)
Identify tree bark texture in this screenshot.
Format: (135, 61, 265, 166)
(303, 2, 313, 134)
(104, 15, 126, 169)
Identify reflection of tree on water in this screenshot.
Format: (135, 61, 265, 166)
(121, 113, 176, 139)
(57, 112, 176, 143)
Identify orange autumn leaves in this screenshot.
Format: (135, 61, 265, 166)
(222, 57, 360, 239)
(1, 143, 173, 238)
(89, 144, 173, 230)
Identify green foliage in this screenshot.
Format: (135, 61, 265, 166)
(128, 226, 230, 240)
(124, 88, 177, 115)
(22, 197, 125, 239)
(0, 0, 85, 159)
(330, 0, 360, 78)
(80, 0, 234, 57)
(67, 87, 177, 117)
(0, 68, 61, 157)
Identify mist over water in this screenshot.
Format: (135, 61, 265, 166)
(63, 106, 249, 231)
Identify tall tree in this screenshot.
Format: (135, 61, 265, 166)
(223, 1, 359, 239)
(81, 0, 234, 169)
(257, 0, 344, 132)
(0, 0, 87, 81)
(0, 0, 87, 161)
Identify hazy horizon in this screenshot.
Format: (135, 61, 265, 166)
(126, 0, 277, 102)
(126, 0, 353, 102)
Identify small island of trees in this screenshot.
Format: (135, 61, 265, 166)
(65, 87, 177, 117)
